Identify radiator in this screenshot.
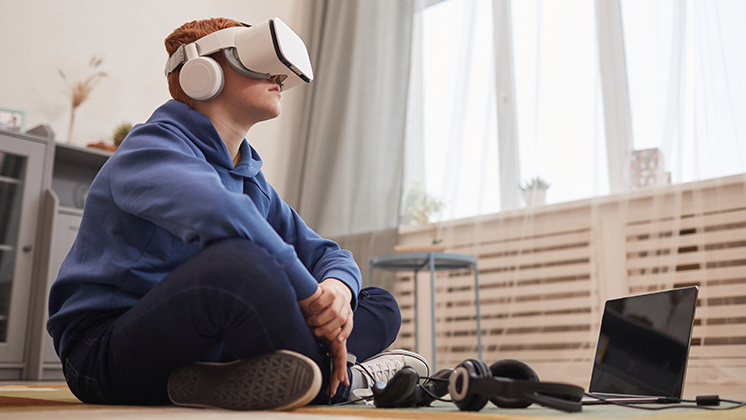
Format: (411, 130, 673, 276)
(390, 174, 746, 389)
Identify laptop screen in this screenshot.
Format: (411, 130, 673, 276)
(589, 286, 699, 398)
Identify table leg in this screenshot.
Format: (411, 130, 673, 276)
(429, 254, 436, 371)
(473, 263, 482, 360)
(413, 268, 419, 356)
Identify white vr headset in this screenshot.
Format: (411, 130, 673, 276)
(165, 17, 313, 101)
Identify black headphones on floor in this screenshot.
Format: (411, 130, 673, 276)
(448, 358, 584, 413)
(372, 358, 583, 413)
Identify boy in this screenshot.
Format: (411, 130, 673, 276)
(47, 17, 427, 410)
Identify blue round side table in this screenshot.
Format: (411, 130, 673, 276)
(368, 252, 482, 370)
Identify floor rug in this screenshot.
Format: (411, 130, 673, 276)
(3, 384, 746, 420)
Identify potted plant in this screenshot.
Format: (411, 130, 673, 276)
(520, 176, 550, 207)
(113, 122, 133, 147)
(86, 122, 133, 152)
(397, 185, 446, 252)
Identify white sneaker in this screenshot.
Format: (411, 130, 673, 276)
(352, 349, 430, 389)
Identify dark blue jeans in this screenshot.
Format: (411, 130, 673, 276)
(61, 239, 401, 405)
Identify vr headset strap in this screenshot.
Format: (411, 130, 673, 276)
(164, 27, 244, 76)
(164, 46, 186, 75)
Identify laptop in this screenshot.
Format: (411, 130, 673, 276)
(582, 286, 699, 405)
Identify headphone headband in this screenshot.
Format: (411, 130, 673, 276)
(448, 359, 584, 413)
(466, 375, 584, 412)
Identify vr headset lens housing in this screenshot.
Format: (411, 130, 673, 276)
(166, 17, 313, 92)
(233, 19, 313, 90)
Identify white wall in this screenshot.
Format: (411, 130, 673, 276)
(0, 0, 310, 192)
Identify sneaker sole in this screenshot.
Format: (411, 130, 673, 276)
(167, 350, 321, 411)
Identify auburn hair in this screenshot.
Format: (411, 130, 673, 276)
(164, 18, 243, 107)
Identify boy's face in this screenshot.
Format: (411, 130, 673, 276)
(217, 54, 283, 125)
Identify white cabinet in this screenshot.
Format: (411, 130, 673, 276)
(0, 128, 53, 379)
(26, 195, 84, 380)
(26, 142, 110, 380)
(0, 127, 109, 380)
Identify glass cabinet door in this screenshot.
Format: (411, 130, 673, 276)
(0, 151, 26, 343)
(0, 134, 45, 368)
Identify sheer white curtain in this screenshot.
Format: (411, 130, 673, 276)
(398, 0, 746, 389)
(405, 0, 746, 220)
(622, 0, 746, 184)
(404, 0, 500, 223)
(405, 0, 608, 222)
(285, 0, 417, 288)
(290, 0, 415, 237)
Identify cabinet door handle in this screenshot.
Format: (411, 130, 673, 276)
(22, 245, 33, 253)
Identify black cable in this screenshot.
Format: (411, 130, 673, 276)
(583, 393, 746, 411)
(333, 374, 454, 406)
(333, 395, 374, 406)
(418, 376, 454, 403)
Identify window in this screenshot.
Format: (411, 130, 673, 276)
(407, 0, 501, 221)
(622, 0, 746, 183)
(404, 0, 746, 223)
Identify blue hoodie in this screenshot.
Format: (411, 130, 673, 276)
(47, 100, 361, 358)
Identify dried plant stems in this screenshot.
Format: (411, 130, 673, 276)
(60, 56, 107, 143)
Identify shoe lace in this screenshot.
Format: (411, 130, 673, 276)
(357, 359, 404, 385)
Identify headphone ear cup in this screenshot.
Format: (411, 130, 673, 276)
(179, 56, 224, 101)
(448, 359, 491, 411)
(488, 359, 539, 409)
(372, 367, 419, 408)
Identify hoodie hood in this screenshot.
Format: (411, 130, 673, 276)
(146, 100, 263, 178)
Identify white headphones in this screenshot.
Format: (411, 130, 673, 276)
(166, 18, 313, 101)
(179, 42, 225, 101)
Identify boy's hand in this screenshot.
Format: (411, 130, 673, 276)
(298, 279, 354, 395)
(302, 279, 353, 343)
(324, 336, 349, 396)
(298, 278, 353, 395)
